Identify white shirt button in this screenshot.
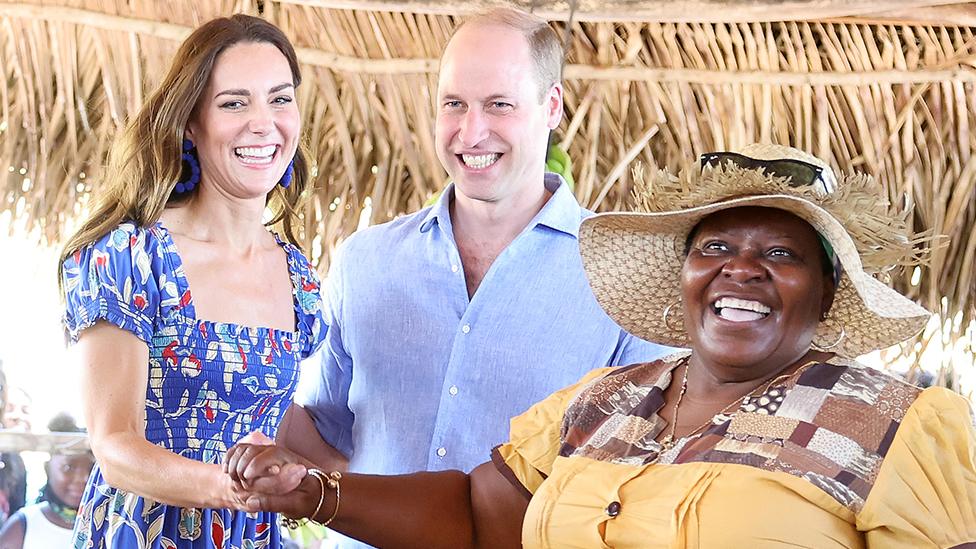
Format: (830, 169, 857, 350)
(451, 264, 460, 273)
(436, 447, 447, 457)
(449, 385, 459, 396)
(461, 324, 470, 334)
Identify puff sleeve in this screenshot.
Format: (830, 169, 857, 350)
(492, 367, 614, 496)
(61, 223, 162, 344)
(288, 246, 327, 360)
(858, 386, 976, 548)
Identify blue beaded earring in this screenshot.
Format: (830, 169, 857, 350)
(279, 157, 295, 189)
(175, 139, 201, 193)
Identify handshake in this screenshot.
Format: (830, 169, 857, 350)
(222, 431, 330, 524)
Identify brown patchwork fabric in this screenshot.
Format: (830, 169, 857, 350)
(558, 354, 922, 513)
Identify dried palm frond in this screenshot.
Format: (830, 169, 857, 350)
(1, 0, 974, 372)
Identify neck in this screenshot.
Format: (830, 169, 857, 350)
(44, 488, 78, 525)
(450, 176, 551, 248)
(684, 349, 830, 403)
(165, 185, 270, 253)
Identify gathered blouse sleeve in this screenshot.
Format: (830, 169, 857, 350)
(286, 245, 327, 359)
(859, 386, 976, 548)
(61, 223, 163, 344)
(491, 367, 614, 496)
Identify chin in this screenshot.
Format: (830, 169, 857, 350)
(62, 494, 85, 507)
(454, 180, 498, 202)
(698, 340, 779, 368)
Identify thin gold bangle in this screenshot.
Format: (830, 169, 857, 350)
(280, 469, 326, 530)
(309, 469, 342, 526)
(307, 469, 327, 520)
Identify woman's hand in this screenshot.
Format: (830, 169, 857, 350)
(224, 441, 323, 519)
(224, 440, 307, 495)
(243, 469, 326, 520)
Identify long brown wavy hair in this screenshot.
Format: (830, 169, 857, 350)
(59, 14, 310, 290)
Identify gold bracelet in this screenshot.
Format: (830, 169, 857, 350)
(280, 468, 327, 530)
(307, 469, 328, 520)
(309, 469, 342, 526)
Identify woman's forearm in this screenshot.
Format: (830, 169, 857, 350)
(78, 323, 245, 511)
(267, 463, 525, 549)
(320, 470, 477, 549)
(233, 444, 527, 547)
(93, 431, 243, 510)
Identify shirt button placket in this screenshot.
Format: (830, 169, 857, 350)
(445, 254, 466, 467)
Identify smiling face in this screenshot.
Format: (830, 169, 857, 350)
(434, 23, 562, 207)
(47, 453, 94, 507)
(186, 41, 300, 199)
(681, 207, 835, 378)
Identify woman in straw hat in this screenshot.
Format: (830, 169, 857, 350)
(57, 14, 326, 549)
(226, 144, 975, 548)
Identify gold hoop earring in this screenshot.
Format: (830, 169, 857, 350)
(662, 300, 683, 332)
(812, 327, 846, 352)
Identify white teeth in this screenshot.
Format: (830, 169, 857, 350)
(235, 145, 277, 162)
(714, 297, 771, 315)
(461, 153, 500, 169)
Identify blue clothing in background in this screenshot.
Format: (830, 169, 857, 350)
(297, 175, 670, 478)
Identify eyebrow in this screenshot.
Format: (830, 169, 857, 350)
(215, 83, 294, 98)
(484, 94, 514, 102)
(437, 93, 515, 104)
(699, 227, 801, 238)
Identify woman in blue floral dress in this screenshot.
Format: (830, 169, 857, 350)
(58, 14, 325, 549)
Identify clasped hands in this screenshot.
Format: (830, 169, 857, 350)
(223, 431, 322, 521)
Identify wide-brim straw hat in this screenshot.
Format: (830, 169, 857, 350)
(579, 143, 932, 357)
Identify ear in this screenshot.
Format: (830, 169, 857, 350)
(819, 273, 837, 320)
(545, 82, 563, 130)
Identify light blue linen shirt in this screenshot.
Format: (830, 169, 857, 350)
(297, 174, 671, 478)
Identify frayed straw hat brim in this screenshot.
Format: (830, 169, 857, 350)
(579, 194, 930, 357)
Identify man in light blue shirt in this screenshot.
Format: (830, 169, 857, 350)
(277, 7, 669, 530)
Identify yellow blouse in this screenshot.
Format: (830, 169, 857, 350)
(495, 358, 976, 548)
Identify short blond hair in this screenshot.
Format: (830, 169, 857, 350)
(454, 7, 563, 100)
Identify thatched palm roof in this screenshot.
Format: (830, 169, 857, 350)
(2, 0, 974, 371)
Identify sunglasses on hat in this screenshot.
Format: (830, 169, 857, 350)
(699, 151, 836, 196)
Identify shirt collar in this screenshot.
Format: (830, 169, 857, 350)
(419, 185, 454, 234)
(419, 173, 581, 238)
(534, 173, 582, 238)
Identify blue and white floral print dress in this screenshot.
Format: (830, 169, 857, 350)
(62, 221, 327, 549)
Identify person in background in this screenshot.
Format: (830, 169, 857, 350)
(0, 413, 94, 549)
(2, 389, 32, 434)
(0, 364, 27, 528)
(277, 12, 668, 548)
(57, 13, 325, 549)
(0, 454, 27, 529)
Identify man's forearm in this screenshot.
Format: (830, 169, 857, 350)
(276, 404, 349, 471)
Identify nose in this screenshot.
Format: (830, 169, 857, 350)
(248, 104, 274, 135)
(458, 109, 488, 147)
(721, 251, 767, 283)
